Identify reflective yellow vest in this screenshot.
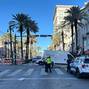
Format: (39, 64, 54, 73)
(46, 58, 52, 64)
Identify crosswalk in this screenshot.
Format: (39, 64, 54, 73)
(0, 69, 10, 76)
(40, 69, 48, 75)
(23, 69, 34, 76)
(0, 68, 65, 77)
(8, 69, 22, 76)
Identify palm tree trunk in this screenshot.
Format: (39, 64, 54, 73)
(62, 30, 64, 51)
(9, 26, 13, 64)
(20, 25, 23, 60)
(71, 24, 74, 53)
(25, 28, 29, 62)
(30, 45, 32, 59)
(30, 36, 33, 59)
(4, 42, 7, 58)
(14, 34, 17, 64)
(74, 20, 78, 54)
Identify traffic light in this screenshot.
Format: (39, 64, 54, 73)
(40, 35, 47, 37)
(40, 35, 52, 37)
(47, 35, 52, 37)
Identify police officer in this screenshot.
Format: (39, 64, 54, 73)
(46, 56, 52, 73)
(67, 54, 72, 72)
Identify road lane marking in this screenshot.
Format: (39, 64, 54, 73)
(40, 69, 48, 75)
(18, 78, 25, 81)
(0, 77, 78, 81)
(23, 69, 34, 76)
(55, 68, 64, 75)
(8, 69, 22, 76)
(0, 69, 10, 76)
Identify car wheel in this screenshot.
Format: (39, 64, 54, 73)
(76, 68, 81, 78)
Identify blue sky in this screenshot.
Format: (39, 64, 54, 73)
(0, 0, 88, 50)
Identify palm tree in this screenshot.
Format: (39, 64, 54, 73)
(24, 18, 38, 62)
(10, 13, 28, 60)
(61, 15, 74, 53)
(64, 6, 88, 53)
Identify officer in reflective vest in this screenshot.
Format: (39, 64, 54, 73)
(46, 56, 52, 72)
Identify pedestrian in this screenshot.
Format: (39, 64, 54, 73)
(67, 58, 71, 72)
(67, 54, 73, 72)
(46, 56, 52, 73)
(44, 58, 48, 72)
(51, 61, 54, 68)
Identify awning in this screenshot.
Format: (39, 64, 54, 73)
(84, 50, 89, 54)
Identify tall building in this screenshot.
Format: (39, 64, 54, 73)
(53, 5, 73, 51)
(52, 2, 89, 55)
(77, 2, 89, 54)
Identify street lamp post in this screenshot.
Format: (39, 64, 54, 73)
(4, 41, 7, 58)
(9, 26, 13, 64)
(7, 40, 10, 58)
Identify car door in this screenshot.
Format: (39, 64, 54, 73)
(70, 58, 79, 72)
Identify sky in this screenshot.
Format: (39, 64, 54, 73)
(0, 0, 88, 51)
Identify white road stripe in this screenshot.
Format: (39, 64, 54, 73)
(0, 69, 10, 76)
(8, 69, 22, 76)
(55, 68, 64, 75)
(18, 78, 25, 81)
(40, 69, 48, 75)
(0, 77, 78, 81)
(24, 69, 34, 76)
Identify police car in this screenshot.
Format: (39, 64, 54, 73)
(69, 55, 89, 78)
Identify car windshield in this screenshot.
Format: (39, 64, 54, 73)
(84, 59, 89, 63)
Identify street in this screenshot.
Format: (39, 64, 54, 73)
(0, 63, 89, 89)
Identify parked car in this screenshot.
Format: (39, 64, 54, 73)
(32, 56, 42, 63)
(31, 57, 38, 63)
(69, 55, 89, 78)
(36, 56, 41, 59)
(36, 59, 45, 65)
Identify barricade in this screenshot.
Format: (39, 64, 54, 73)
(0, 58, 24, 64)
(0, 60, 2, 64)
(15, 59, 25, 64)
(4, 59, 12, 64)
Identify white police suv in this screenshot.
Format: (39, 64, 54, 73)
(69, 56, 89, 78)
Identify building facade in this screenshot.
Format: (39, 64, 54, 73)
(53, 5, 73, 51)
(52, 2, 89, 55)
(77, 2, 89, 54)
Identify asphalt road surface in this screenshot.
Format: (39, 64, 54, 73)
(0, 63, 89, 89)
